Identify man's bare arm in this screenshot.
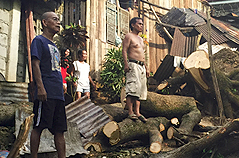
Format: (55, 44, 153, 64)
(32, 57, 47, 101)
(122, 34, 131, 73)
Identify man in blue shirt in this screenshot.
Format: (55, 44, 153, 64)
(30, 11, 67, 158)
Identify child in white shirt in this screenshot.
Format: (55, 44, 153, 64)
(73, 49, 96, 99)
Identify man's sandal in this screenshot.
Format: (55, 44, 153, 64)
(138, 115, 147, 123)
(128, 114, 138, 120)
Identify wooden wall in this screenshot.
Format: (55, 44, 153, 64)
(85, 0, 203, 80)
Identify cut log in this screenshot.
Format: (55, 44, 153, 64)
(167, 127, 174, 140)
(102, 121, 120, 145)
(84, 142, 102, 152)
(149, 129, 163, 153)
(171, 118, 179, 126)
(183, 50, 210, 70)
(159, 123, 165, 132)
(157, 81, 168, 91)
(103, 121, 119, 138)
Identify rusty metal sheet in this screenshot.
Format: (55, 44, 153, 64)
(170, 28, 198, 57)
(65, 96, 111, 145)
(195, 24, 229, 45)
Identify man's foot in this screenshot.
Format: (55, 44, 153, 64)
(138, 115, 147, 123)
(128, 114, 138, 120)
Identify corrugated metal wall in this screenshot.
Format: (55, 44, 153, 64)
(0, 82, 29, 104)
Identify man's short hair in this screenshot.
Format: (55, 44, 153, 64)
(41, 11, 54, 29)
(129, 17, 143, 31)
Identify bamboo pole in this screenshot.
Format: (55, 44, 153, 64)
(205, 5, 225, 124)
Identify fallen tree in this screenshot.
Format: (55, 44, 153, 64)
(85, 92, 202, 153)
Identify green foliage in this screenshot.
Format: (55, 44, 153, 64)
(65, 75, 78, 101)
(58, 23, 89, 60)
(60, 23, 88, 49)
(65, 75, 78, 83)
(100, 48, 125, 102)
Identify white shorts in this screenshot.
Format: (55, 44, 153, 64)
(125, 62, 147, 100)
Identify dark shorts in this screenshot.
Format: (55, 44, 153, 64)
(33, 99, 67, 134)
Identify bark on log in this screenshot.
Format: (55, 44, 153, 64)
(149, 128, 163, 153)
(151, 118, 239, 158)
(100, 104, 128, 122)
(141, 92, 201, 134)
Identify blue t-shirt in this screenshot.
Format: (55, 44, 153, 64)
(31, 35, 64, 101)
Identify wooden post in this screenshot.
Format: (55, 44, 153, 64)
(205, 5, 225, 123)
(24, 0, 35, 101)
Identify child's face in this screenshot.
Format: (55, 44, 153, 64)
(80, 50, 87, 61)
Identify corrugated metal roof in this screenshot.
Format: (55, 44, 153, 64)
(65, 96, 111, 145)
(197, 10, 239, 45)
(170, 28, 198, 57)
(178, 8, 206, 26)
(195, 24, 229, 45)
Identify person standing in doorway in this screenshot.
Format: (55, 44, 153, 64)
(30, 11, 67, 158)
(122, 17, 149, 123)
(72, 49, 96, 100)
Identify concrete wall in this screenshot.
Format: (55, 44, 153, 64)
(0, 0, 21, 82)
(0, 0, 11, 80)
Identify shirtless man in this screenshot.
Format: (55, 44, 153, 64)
(122, 17, 149, 123)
